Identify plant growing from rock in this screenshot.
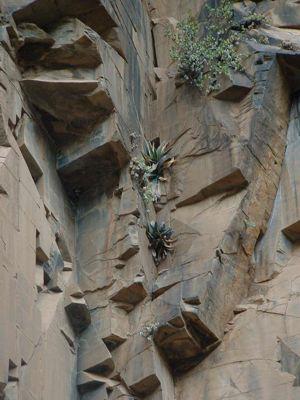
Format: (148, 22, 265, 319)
(146, 221, 175, 265)
(139, 321, 160, 341)
(168, 0, 267, 92)
(130, 157, 156, 203)
(143, 141, 170, 178)
(130, 140, 174, 204)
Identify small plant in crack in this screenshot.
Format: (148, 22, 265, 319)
(130, 140, 174, 204)
(142, 141, 171, 179)
(167, 0, 268, 92)
(139, 321, 160, 341)
(130, 157, 156, 203)
(146, 221, 175, 265)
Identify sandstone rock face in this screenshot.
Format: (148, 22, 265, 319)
(1, 0, 300, 399)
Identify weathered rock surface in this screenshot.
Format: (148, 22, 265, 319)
(1, 0, 300, 400)
(213, 71, 253, 101)
(56, 114, 128, 198)
(21, 74, 115, 142)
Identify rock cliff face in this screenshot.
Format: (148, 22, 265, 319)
(1, 0, 300, 399)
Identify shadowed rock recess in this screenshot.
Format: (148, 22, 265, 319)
(2, 0, 300, 399)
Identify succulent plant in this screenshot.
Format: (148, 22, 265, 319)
(142, 141, 171, 181)
(146, 221, 175, 265)
(139, 321, 160, 341)
(130, 140, 174, 204)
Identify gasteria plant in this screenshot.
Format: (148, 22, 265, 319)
(146, 221, 175, 265)
(142, 140, 171, 180)
(130, 140, 174, 204)
(168, 0, 267, 92)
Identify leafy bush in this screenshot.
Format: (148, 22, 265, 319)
(130, 141, 174, 204)
(146, 221, 175, 265)
(168, 0, 267, 92)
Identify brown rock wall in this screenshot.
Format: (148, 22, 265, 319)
(1, 1, 300, 399)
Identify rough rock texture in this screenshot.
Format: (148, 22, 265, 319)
(1, 0, 300, 399)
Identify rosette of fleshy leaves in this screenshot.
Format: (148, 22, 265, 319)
(130, 141, 174, 204)
(141, 141, 174, 202)
(146, 221, 175, 265)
